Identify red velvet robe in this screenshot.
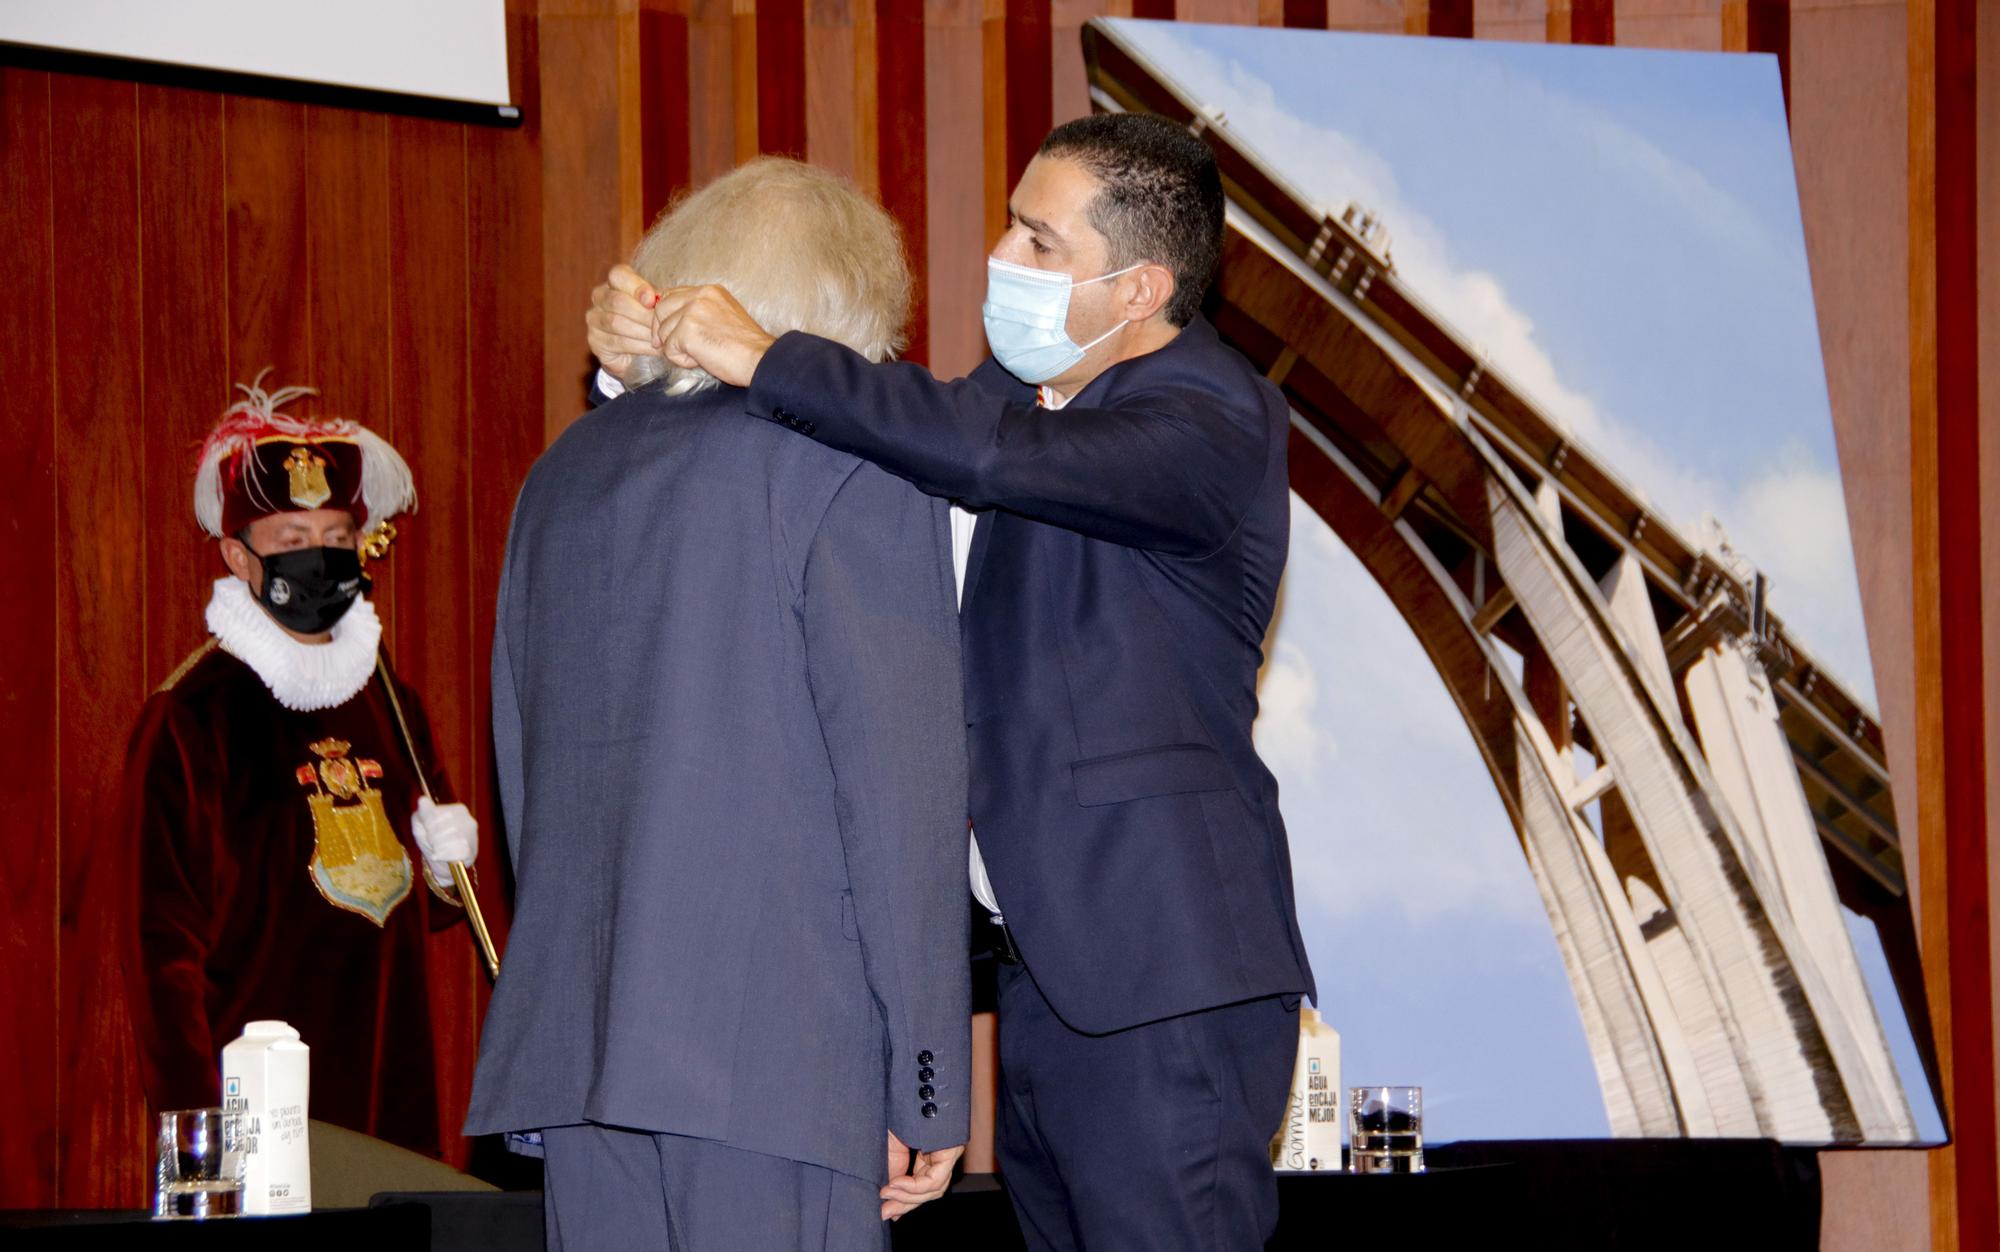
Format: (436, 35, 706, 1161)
(120, 641, 463, 1159)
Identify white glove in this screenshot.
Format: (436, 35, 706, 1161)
(411, 797, 478, 891)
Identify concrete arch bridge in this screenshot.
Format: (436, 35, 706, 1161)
(1086, 19, 1928, 1143)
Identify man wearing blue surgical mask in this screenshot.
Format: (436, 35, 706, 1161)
(589, 113, 1314, 1251)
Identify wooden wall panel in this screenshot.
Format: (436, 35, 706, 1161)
(305, 110, 400, 651)
(986, 0, 1053, 252)
(1790, 17, 1931, 1238)
(51, 73, 149, 1210)
(1911, 0, 1993, 1238)
(3, 31, 542, 1199)
(1540, 0, 1607, 42)
(759, 0, 811, 154)
(735, 0, 762, 159)
(1404, 0, 1475, 34)
(1613, 0, 1727, 48)
(806, 0, 861, 179)
(1178, 0, 1260, 23)
(1474, 0, 1548, 40)
(1325, 0, 1408, 32)
(138, 88, 229, 689)
(467, 9, 546, 960)
(386, 115, 482, 1169)
(1724, 0, 1793, 107)
(541, 12, 639, 438)
(1983, 0, 2000, 1229)
(877, 0, 933, 363)
(1792, 0, 1917, 864)
(1005, 0, 1054, 190)
(0, 67, 61, 1211)
(223, 98, 311, 382)
(1052, 0, 1110, 125)
(926, 0, 988, 376)
(640, 3, 695, 226)
(1280, 0, 1331, 26)
(690, 0, 741, 183)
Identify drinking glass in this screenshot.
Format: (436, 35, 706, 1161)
(1348, 1085, 1424, 1174)
(154, 1107, 244, 1219)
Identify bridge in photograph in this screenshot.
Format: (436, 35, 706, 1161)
(1083, 18, 1926, 1143)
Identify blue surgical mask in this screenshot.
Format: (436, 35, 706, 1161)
(982, 258, 1142, 385)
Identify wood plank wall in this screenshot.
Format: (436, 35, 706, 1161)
(0, 1, 1986, 1241)
(0, 7, 541, 1207)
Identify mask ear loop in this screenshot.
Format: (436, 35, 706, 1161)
(1072, 261, 1147, 288)
(1075, 319, 1129, 353)
(1069, 262, 1145, 354)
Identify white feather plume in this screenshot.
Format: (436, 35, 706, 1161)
(353, 425, 417, 532)
(192, 368, 414, 536)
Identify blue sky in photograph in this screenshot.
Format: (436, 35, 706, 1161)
(1104, 19, 1941, 1143)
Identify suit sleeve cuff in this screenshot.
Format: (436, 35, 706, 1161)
(887, 1045, 969, 1152)
(746, 331, 833, 430)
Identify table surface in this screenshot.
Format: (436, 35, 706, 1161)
(3, 1138, 1828, 1252)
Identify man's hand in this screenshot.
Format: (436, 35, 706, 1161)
(880, 1130, 963, 1222)
(651, 284, 776, 390)
(586, 264, 660, 385)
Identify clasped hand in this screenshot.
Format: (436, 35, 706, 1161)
(882, 1130, 964, 1222)
(584, 265, 773, 390)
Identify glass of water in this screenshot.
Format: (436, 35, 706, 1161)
(154, 1107, 244, 1219)
(1348, 1085, 1424, 1174)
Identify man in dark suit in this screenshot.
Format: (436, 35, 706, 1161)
(467, 158, 971, 1250)
(596, 115, 1317, 1249)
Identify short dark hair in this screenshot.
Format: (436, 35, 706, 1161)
(1038, 113, 1224, 327)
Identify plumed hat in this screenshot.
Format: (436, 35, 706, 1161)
(194, 370, 415, 539)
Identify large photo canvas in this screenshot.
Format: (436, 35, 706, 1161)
(1088, 18, 1941, 1146)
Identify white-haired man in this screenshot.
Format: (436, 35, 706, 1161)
(465, 158, 971, 1250)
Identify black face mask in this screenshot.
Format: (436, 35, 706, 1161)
(250, 545, 371, 634)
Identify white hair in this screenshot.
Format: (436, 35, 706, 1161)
(627, 158, 913, 391)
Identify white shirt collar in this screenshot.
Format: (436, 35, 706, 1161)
(204, 576, 381, 712)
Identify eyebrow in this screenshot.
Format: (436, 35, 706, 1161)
(1012, 206, 1060, 241)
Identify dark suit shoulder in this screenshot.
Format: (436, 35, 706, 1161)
(1091, 316, 1282, 427)
(530, 383, 870, 580)
(531, 385, 828, 500)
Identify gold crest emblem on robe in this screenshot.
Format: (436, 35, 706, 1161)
(284, 446, 332, 510)
(296, 738, 411, 925)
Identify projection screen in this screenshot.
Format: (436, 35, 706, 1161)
(0, 0, 512, 111)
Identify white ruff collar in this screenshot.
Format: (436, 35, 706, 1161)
(205, 576, 381, 712)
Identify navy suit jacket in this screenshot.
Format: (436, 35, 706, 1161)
(464, 383, 971, 1181)
(748, 316, 1316, 1034)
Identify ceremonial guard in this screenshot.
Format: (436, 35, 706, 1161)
(120, 376, 480, 1159)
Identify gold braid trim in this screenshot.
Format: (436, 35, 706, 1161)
(155, 638, 221, 695)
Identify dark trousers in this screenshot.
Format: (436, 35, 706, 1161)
(541, 1123, 888, 1252)
(994, 961, 1299, 1250)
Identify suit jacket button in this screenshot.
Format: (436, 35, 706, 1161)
(918, 1066, 935, 1083)
(921, 1103, 938, 1119)
(918, 1084, 935, 1100)
(917, 1051, 933, 1066)
(803, 422, 818, 435)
